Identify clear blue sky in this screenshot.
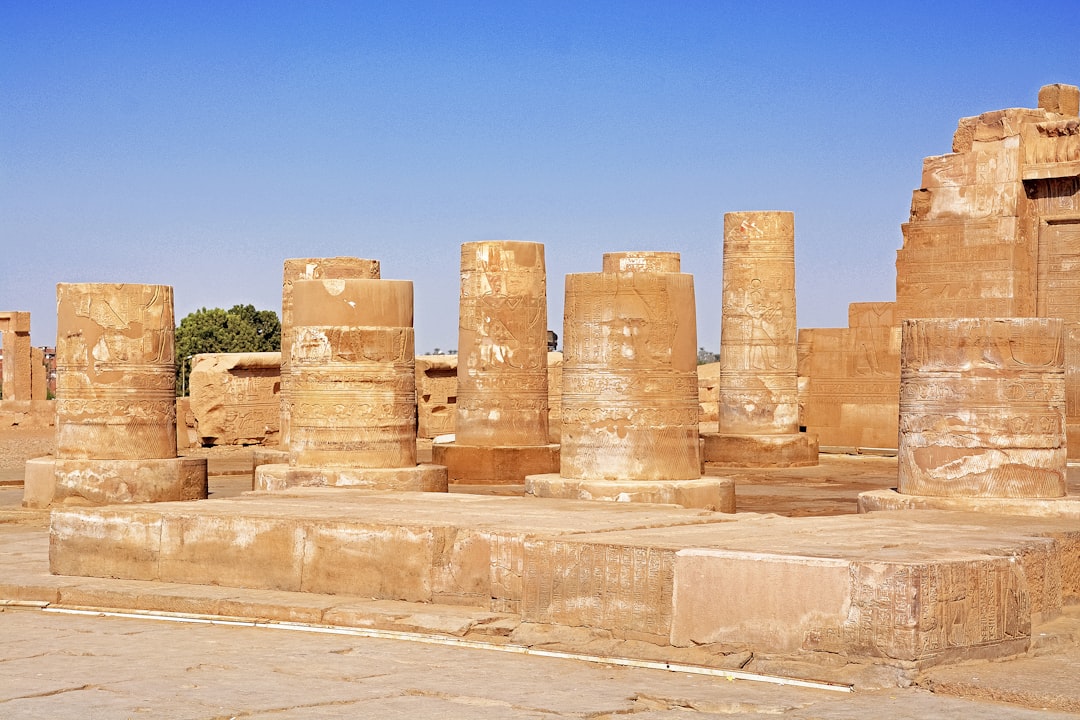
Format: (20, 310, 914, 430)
(3, 2, 1078, 352)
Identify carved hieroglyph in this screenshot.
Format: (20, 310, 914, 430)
(601, 251, 682, 274)
(288, 278, 416, 468)
(280, 258, 380, 446)
(189, 352, 281, 446)
(897, 318, 1066, 498)
(456, 241, 549, 446)
(559, 266, 700, 481)
(55, 283, 177, 460)
(718, 211, 799, 434)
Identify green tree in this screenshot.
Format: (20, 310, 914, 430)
(175, 304, 281, 395)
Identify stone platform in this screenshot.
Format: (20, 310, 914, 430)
(48, 490, 1080, 673)
(701, 432, 819, 468)
(859, 488, 1080, 518)
(524, 474, 735, 511)
(253, 462, 447, 492)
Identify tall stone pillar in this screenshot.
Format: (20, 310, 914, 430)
(525, 252, 734, 511)
(24, 283, 208, 507)
(253, 257, 380, 471)
(702, 211, 818, 467)
(254, 278, 446, 491)
(432, 241, 559, 486)
(0, 311, 32, 401)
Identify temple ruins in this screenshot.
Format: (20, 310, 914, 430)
(188, 351, 281, 446)
(432, 241, 559, 487)
(19, 83, 1080, 693)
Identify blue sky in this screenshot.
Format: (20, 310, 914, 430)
(3, 2, 1079, 352)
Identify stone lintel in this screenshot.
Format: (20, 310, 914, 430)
(859, 488, 1080, 518)
(432, 443, 559, 485)
(27, 457, 208, 508)
(701, 432, 819, 468)
(255, 463, 447, 492)
(524, 473, 735, 512)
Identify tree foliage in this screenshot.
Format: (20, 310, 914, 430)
(175, 304, 281, 395)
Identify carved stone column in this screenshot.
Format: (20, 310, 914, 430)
(702, 211, 818, 467)
(24, 283, 208, 507)
(255, 278, 446, 491)
(897, 318, 1066, 498)
(526, 252, 734, 511)
(254, 257, 382, 472)
(432, 241, 559, 486)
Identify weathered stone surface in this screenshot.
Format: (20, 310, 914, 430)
(697, 361, 720, 423)
(701, 432, 818, 468)
(546, 350, 563, 443)
(0, 311, 33, 402)
(524, 474, 734, 512)
(1038, 83, 1080, 117)
(897, 318, 1066, 498)
(255, 462, 448, 492)
(288, 278, 417, 469)
(26, 457, 208, 508)
(279, 258, 380, 447)
(55, 284, 177, 460)
(601, 251, 681, 273)
(455, 241, 550, 447)
(415, 354, 456, 438)
(559, 267, 700, 481)
(188, 352, 281, 446)
(433, 443, 559, 486)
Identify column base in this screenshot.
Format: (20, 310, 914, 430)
(252, 448, 289, 474)
(702, 432, 819, 468)
(858, 488, 1080, 518)
(254, 463, 448, 493)
(24, 457, 209, 508)
(432, 443, 559, 485)
(524, 473, 735, 512)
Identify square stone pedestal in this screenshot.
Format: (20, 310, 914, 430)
(701, 432, 819, 468)
(254, 463, 447, 492)
(432, 443, 559, 486)
(859, 489, 1080, 519)
(252, 448, 289, 473)
(524, 474, 735, 512)
(23, 457, 208, 508)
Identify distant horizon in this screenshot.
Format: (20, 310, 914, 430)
(4, 2, 1078, 351)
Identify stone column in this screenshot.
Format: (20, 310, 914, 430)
(897, 318, 1066, 498)
(253, 257, 380, 471)
(24, 283, 208, 507)
(525, 252, 734, 511)
(702, 211, 818, 467)
(0, 311, 32, 401)
(254, 278, 446, 491)
(432, 241, 559, 486)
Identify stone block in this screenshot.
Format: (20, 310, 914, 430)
(256, 463, 447, 492)
(432, 443, 559, 485)
(415, 354, 457, 438)
(702, 432, 818, 468)
(1038, 83, 1080, 117)
(189, 352, 281, 446)
(22, 457, 57, 509)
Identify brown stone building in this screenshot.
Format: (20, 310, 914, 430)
(799, 84, 1080, 454)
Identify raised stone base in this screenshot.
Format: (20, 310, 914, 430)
(701, 432, 819, 468)
(524, 474, 735, 512)
(254, 462, 448, 493)
(859, 488, 1080, 518)
(23, 457, 208, 508)
(252, 448, 288, 473)
(432, 443, 559, 485)
(50, 494, 1076, 671)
